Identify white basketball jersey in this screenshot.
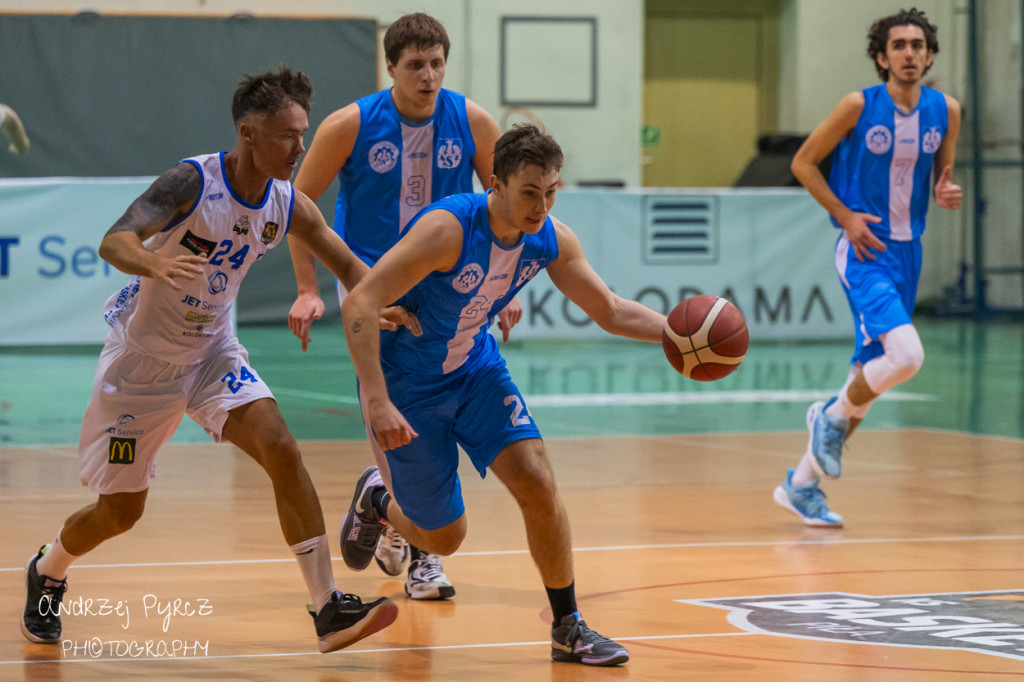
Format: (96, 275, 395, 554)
(103, 152, 292, 365)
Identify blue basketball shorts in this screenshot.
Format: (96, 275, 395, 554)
(360, 356, 542, 531)
(834, 233, 923, 365)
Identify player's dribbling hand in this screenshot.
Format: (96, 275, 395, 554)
(379, 306, 422, 336)
(935, 165, 962, 210)
(496, 295, 523, 343)
(155, 255, 208, 290)
(288, 293, 325, 352)
(840, 212, 886, 262)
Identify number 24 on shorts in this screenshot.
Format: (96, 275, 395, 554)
(220, 366, 259, 394)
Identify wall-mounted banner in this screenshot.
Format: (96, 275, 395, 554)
(523, 188, 848, 341)
(0, 178, 155, 345)
(1, 181, 848, 345)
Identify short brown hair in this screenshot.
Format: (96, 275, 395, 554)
(384, 13, 450, 65)
(232, 66, 312, 126)
(867, 8, 939, 81)
(493, 124, 564, 184)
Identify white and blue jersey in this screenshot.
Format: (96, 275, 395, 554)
(104, 152, 292, 365)
(828, 84, 948, 241)
(381, 191, 558, 376)
(336, 88, 476, 265)
(362, 191, 558, 530)
(830, 85, 947, 363)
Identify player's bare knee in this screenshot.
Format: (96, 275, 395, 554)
(98, 493, 146, 534)
(255, 434, 304, 477)
(419, 526, 464, 556)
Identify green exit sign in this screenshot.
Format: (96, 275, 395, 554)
(641, 125, 661, 148)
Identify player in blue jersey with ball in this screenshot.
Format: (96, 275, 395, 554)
(338, 124, 674, 666)
(774, 8, 962, 527)
(288, 13, 513, 600)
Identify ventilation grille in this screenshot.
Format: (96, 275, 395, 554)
(643, 195, 718, 264)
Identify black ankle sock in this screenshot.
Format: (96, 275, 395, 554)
(546, 582, 578, 625)
(370, 488, 391, 522)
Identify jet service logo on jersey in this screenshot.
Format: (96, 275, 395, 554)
(684, 590, 1024, 661)
(437, 139, 463, 169)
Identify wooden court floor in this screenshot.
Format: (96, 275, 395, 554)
(3, 427, 1024, 681)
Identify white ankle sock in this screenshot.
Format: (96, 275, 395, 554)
(35, 532, 77, 580)
(291, 534, 335, 613)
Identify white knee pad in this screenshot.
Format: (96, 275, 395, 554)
(862, 324, 924, 394)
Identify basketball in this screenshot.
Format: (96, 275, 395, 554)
(662, 295, 748, 381)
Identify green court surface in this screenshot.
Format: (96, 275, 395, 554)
(1, 318, 1022, 448)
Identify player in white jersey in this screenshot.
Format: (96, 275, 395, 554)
(774, 9, 962, 527)
(21, 67, 413, 653)
(338, 124, 674, 666)
(0, 102, 30, 154)
(287, 13, 507, 599)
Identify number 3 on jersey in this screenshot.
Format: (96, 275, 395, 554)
(504, 395, 532, 426)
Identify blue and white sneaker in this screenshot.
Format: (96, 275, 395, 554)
(773, 468, 843, 527)
(807, 398, 849, 478)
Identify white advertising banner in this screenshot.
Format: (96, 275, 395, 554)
(0, 181, 850, 345)
(522, 188, 849, 341)
(0, 177, 154, 345)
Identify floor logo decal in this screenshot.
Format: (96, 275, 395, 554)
(682, 590, 1024, 661)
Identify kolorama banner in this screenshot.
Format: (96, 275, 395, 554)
(0, 180, 849, 345)
(518, 188, 849, 341)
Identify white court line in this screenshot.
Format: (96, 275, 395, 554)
(4, 535, 1023, 573)
(273, 387, 934, 408)
(7, 632, 750, 666)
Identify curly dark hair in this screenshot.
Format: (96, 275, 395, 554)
(493, 124, 563, 184)
(231, 66, 312, 126)
(867, 8, 939, 81)
(384, 13, 451, 66)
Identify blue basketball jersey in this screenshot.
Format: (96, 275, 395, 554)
(336, 88, 477, 264)
(381, 192, 559, 376)
(828, 84, 948, 241)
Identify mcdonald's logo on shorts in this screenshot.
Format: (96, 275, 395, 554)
(108, 437, 136, 464)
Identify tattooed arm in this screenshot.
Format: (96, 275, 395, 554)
(98, 162, 209, 290)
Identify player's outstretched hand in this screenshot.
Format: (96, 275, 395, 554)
(288, 293, 325, 352)
(154, 255, 208, 291)
(379, 306, 422, 336)
(366, 399, 419, 451)
(496, 295, 523, 343)
(935, 166, 962, 210)
(839, 212, 886, 262)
